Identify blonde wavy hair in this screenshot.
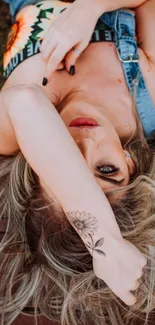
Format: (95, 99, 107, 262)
(0, 133, 155, 325)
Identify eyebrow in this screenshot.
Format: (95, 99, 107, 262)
(94, 174, 125, 185)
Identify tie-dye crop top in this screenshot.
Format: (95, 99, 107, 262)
(3, 0, 113, 80)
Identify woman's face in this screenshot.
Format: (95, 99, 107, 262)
(60, 98, 135, 191)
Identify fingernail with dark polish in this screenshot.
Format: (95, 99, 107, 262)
(42, 77, 48, 86)
(69, 65, 75, 76)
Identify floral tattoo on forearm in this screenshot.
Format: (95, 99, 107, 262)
(66, 211, 106, 257)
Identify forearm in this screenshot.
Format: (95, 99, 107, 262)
(6, 85, 121, 252)
(78, 0, 148, 17)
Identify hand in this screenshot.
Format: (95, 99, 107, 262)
(93, 235, 147, 306)
(40, 0, 100, 81)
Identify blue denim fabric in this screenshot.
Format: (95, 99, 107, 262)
(101, 10, 155, 138)
(2, 0, 39, 20)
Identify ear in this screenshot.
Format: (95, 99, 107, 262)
(124, 150, 136, 175)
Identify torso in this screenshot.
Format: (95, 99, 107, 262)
(2, 1, 155, 141)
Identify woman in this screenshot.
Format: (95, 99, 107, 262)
(0, 0, 154, 324)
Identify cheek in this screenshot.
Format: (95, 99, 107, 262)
(96, 178, 114, 191)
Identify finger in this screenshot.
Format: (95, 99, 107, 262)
(46, 44, 70, 80)
(65, 47, 81, 73)
(57, 61, 65, 71)
(120, 292, 137, 306)
(141, 256, 147, 268)
(40, 27, 55, 52)
(136, 268, 143, 280)
(41, 38, 57, 61)
(65, 42, 88, 72)
(130, 280, 139, 292)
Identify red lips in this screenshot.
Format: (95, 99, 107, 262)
(69, 117, 99, 128)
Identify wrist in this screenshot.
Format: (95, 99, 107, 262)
(92, 233, 124, 261)
(75, 0, 107, 18)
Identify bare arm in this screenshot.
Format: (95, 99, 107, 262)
(0, 88, 19, 155)
(0, 85, 146, 305)
(135, 0, 155, 64)
(0, 85, 120, 238)
(79, 0, 148, 16)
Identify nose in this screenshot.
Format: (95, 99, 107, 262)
(76, 138, 94, 169)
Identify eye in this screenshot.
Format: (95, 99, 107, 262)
(96, 165, 119, 176)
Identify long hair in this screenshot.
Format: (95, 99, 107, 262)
(0, 135, 155, 325)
